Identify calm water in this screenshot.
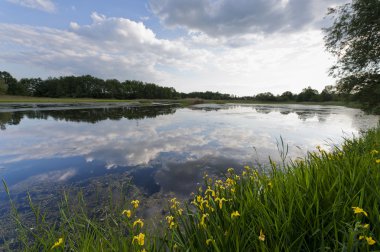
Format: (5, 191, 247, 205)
(0, 103, 378, 216)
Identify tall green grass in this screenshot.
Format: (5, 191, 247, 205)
(2, 126, 380, 251)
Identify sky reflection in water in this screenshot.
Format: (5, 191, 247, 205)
(0, 104, 379, 198)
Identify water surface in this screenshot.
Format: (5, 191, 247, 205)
(0, 103, 378, 230)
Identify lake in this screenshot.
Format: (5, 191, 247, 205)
(0, 103, 379, 237)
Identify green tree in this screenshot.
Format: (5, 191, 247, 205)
(297, 86, 319, 102)
(0, 71, 17, 95)
(324, 0, 380, 112)
(320, 85, 336, 102)
(279, 91, 295, 101)
(255, 92, 276, 101)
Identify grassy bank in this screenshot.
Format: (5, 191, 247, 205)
(0, 95, 362, 109)
(3, 126, 380, 251)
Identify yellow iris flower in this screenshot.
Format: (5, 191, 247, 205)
(51, 237, 64, 249)
(199, 213, 209, 228)
(215, 197, 227, 209)
(131, 200, 140, 209)
(352, 207, 368, 217)
(132, 233, 145, 246)
(258, 230, 265, 241)
(231, 211, 240, 218)
(370, 150, 378, 155)
(360, 236, 376, 245)
(122, 209, 132, 218)
(133, 219, 144, 228)
(365, 236, 376, 245)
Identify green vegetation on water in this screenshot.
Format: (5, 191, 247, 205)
(3, 125, 380, 251)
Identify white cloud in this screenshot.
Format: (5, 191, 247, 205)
(150, 0, 347, 37)
(0, 13, 209, 83)
(0, 10, 339, 95)
(7, 0, 55, 12)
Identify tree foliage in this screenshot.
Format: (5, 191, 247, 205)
(324, 0, 380, 76)
(0, 71, 16, 95)
(297, 86, 319, 102)
(324, 0, 380, 113)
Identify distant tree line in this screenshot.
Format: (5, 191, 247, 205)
(0, 71, 377, 113)
(0, 71, 339, 101)
(0, 72, 178, 99)
(240, 85, 340, 103)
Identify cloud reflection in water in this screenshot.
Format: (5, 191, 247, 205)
(0, 104, 379, 196)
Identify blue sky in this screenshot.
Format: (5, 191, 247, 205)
(0, 0, 347, 95)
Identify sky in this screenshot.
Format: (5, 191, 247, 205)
(0, 0, 348, 96)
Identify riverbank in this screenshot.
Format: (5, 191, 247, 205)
(0, 95, 361, 109)
(2, 124, 379, 251)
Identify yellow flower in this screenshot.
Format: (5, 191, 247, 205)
(51, 237, 64, 249)
(131, 200, 140, 209)
(132, 233, 145, 246)
(244, 165, 250, 171)
(242, 171, 247, 176)
(166, 215, 176, 229)
(207, 177, 213, 184)
(359, 235, 377, 246)
(140, 249, 146, 252)
(170, 198, 180, 209)
(198, 199, 209, 212)
(177, 208, 183, 215)
(196, 195, 203, 203)
(205, 186, 216, 197)
(370, 150, 379, 155)
(352, 207, 368, 217)
(207, 205, 215, 212)
(227, 167, 234, 173)
(133, 219, 144, 228)
(215, 179, 223, 186)
(225, 178, 235, 187)
(215, 197, 227, 209)
(166, 215, 174, 224)
(363, 223, 370, 229)
(258, 229, 265, 241)
(122, 209, 132, 218)
(199, 213, 209, 228)
(365, 236, 376, 245)
(376, 159, 380, 164)
(169, 221, 176, 229)
(231, 211, 240, 219)
(206, 238, 214, 246)
(268, 182, 273, 188)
